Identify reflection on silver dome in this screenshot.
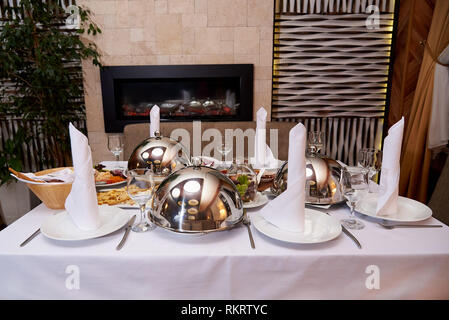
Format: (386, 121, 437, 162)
(127, 131, 191, 180)
(151, 165, 244, 234)
(271, 154, 345, 205)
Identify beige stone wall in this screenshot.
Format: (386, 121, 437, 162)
(78, 0, 273, 162)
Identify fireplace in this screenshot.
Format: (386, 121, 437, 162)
(100, 64, 254, 132)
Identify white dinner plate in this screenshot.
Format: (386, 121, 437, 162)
(96, 180, 127, 188)
(41, 206, 131, 241)
(243, 192, 269, 209)
(252, 208, 342, 244)
(355, 193, 432, 222)
(96, 161, 127, 187)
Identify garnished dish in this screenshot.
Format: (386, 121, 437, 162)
(223, 163, 258, 203)
(228, 174, 257, 202)
(253, 169, 277, 192)
(94, 164, 126, 186)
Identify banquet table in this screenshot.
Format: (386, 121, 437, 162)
(0, 201, 449, 300)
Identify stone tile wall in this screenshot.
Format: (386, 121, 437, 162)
(78, 0, 274, 162)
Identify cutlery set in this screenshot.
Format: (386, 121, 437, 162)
(18, 212, 442, 250)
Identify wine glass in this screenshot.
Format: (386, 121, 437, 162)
(358, 148, 382, 183)
(340, 166, 369, 230)
(217, 143, 232, 158)
(126, 168, 156, 233)
(216, 143, 232, 169)
(108, 134, 124, 167)
(308, 131, 325, 154)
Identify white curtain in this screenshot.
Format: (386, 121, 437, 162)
(428, 44, 449, 150)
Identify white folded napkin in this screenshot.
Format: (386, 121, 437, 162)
(64, 123, 101, 231)
(376, 117, 404, 217)
(260, 123, 307, 232)
(150, 105, 160, 137)
(253, 108, 277, 169)
(23, 168, 74, 183)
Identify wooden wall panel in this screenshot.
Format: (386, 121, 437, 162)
(388, 0, 436, 127)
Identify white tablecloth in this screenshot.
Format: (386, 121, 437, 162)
(1, 202, 449, 300)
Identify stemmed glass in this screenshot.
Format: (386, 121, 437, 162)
(126, 169, 156, 233)
(340, 166, 369, 230)
(108, 134, 124, 167)
(308, 131, 325, 154)
(358, 148, 382, 183)
(217, 143, 232, 160)
(216, 142, 233, 170)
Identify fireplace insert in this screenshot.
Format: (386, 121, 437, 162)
(100, 64, 253, 132)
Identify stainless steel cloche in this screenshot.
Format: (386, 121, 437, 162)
(150, 158, 244, 234)
(271, 153, 345, 205)
(127, 131, 191, 178)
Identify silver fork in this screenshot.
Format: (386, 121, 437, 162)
(242, 210, 255, 249)
(378, 222, 442, 229)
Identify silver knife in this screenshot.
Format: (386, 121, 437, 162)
(341, 224, 362, 249)
(326, 212, 361, 249)
(116, 215, 137, 251)
(20, 228, 41, 247)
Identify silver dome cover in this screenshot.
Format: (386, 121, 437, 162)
(271, 154, 344, 205)
(127, 132, 191, 180)
(150, 164, 244, 234)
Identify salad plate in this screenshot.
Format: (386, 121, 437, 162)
(41, 206, 130, 241)
(252, 208, 342, 244)
(243, 192, 269, 209)
(355, 193, 432, 222)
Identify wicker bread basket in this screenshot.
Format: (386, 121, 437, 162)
(26, 167, 73, 210)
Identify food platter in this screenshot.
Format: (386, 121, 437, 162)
(94, 163, 127, 187)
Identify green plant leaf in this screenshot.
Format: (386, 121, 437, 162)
(0, 0, 101, 185)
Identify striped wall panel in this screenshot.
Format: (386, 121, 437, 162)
(272, 0, 396, 165)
